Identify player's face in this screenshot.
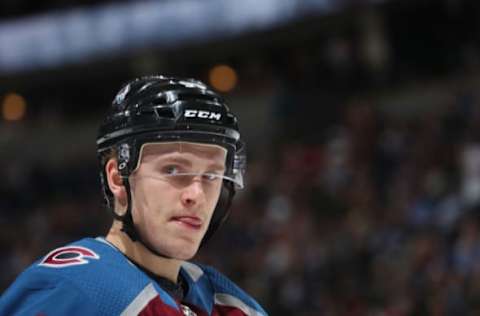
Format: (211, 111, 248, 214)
(129, 142, 227, 260)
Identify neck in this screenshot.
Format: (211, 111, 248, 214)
(105, 220, 182, 283)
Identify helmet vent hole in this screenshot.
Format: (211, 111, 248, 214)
(151, 96, 168, 105)
(178, 92, 220, 103)
(155, 107, 175, 118)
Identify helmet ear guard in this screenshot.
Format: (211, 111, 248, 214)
(96, 75, 246, 248)
(117, 142, 132, 175)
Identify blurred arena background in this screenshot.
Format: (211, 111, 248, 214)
(2, 0, 480, 314)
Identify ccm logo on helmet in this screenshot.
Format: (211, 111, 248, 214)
(39, 246, 100, 268)
(184, 110, 222, 120)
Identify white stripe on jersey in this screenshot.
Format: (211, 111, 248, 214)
(214, 293, 264, 316)
(121, 283, 158, 316)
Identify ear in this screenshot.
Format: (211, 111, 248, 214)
(105, 158, 127, 213)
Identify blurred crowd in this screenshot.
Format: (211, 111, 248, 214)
(3, 77, 480, 316)
(214, 78, 480, 315)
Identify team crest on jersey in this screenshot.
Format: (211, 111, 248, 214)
(39, 246, 100, 268)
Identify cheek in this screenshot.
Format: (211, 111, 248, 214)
(206, 184, 223, 211)
(133, 179, 177, 214)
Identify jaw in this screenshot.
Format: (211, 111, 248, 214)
(148, 231, 202, 260)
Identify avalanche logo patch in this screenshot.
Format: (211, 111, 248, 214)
(39, 246, 100, 268)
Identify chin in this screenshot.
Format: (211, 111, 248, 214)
(168, 248, 197, 260)
(162, 240, 200, 260)
(175, 252, 196, 261)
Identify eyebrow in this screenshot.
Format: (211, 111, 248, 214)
(208, 163, 226, 172)
(156, 155, 193, 167)
(153, 154, 226, 172)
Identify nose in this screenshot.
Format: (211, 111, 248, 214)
(180, 180, 205, 208)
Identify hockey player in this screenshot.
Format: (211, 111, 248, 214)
(0, 76, 268, 316)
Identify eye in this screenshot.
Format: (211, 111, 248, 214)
(202, 173, 222, 182)
(162, 165, 180, 175)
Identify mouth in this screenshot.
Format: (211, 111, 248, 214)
(170, 216, 203, 230)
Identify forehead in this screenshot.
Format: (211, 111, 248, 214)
(139, 142, 227, 163)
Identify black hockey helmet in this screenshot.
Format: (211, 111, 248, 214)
(96, 75, 246, 248)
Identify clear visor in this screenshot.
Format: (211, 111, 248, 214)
(132, 142, 244, 188)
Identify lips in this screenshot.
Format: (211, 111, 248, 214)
(171, 216, 203, 230)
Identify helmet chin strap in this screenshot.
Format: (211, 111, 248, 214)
(117, 177, 175, 259)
